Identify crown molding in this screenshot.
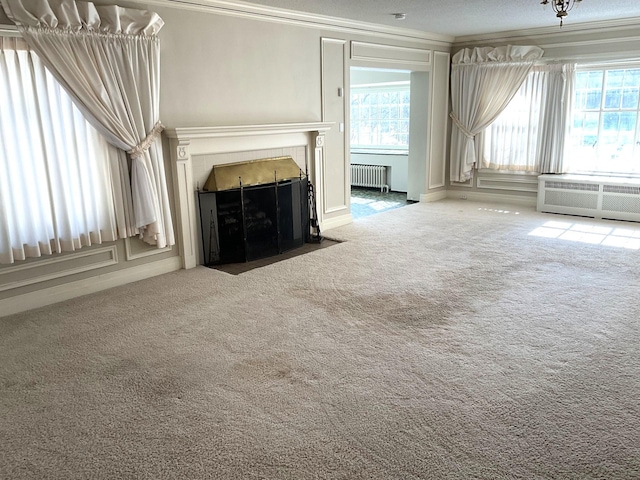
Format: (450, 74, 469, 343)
(453, 16, 640, 47)
(142, 0, 454, 46)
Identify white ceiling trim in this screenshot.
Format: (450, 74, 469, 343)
(144, 0, 454, 46)
(454, 16, 640, 46)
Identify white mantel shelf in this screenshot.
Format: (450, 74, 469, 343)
(166, 122, 335, 269)
(165, 122, 334, 140)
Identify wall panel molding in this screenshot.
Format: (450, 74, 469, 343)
(0, 245, 118, 293)
(124, 238, 173, 261)
(428, 51, 450, 190)
(476, 173, 539, 193)
(351, 42, 432, 66)
(0, 257, 181, 318)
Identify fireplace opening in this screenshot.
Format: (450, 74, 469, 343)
(197, 156, 317, 266)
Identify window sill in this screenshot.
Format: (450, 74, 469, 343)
(351, 149, 409, 155)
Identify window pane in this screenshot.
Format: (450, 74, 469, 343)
(604, 88, 622, 109)
(351, 83, 410, 149)
(605, 69, 625, 88)
(586, 89, 602, 109)
(622, 88, 639, 109)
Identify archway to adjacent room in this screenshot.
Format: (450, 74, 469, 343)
(349, 67, 424, 219)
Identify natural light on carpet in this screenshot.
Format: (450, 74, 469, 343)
(352, 197, 403, 211)
(529, 220, 640, 249)
(477, 207, 520, 215)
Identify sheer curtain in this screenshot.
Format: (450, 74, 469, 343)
(0, 36, 119, 264)
(449, 45, 544, 182)
(481, 64, 576, 173)
(1, 0, 174, 249)
(537, 63, 575, 173)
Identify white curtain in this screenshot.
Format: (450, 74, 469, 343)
(481, 63, 576, 174)
(0, 36, 120, 264)
(1, 0, 174, 248)
(449, 45, 544, 183)
(537, 63, 576, 173)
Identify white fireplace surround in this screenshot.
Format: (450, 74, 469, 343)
(165, 122, 334, 269)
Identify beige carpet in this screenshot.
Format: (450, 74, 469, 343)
(1, 199, 639, 479)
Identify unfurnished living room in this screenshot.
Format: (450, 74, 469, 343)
(1, 0, 640, 478)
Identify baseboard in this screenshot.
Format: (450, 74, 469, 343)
(420, 190, 448, 202)
(0, 256, 182, 318)
(321, 213, 354, 231)
(446, 190, 538, 207)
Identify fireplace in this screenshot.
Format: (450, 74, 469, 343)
(197, 156, 310, 265)
(165, 123, 333, 269)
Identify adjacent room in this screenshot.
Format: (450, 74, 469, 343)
(1, 0, 639, 478)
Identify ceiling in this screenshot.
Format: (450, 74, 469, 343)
(233, 0, 640, 38)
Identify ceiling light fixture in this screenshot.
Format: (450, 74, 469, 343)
(540, 0, 583, 27)
(392, 13, 406, 20)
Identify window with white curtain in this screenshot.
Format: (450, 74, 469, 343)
(350, 83, 410, 152)
(482, 62, 640, 177)
(568, 65, 640, 175)
(481, 63, 574, 175)
(481, 70, 545, 172)
(0, 37, 118, 264)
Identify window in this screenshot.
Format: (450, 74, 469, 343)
(350, 83, 410, 151)
(569, 66, 640, 175)
(482, 71, 544, 172)
(0, 37, 118, 264)
(481, 64, 573, 175)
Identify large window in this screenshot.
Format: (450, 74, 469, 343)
(569, 66, 640, 175)
(481, 62, 640, 177)
(350, 83, 410, 151)
(0, 37, 118, 264)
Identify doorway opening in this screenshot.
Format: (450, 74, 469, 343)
(349, 67, 416, 219)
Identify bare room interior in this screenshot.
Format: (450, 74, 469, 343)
(1, 0, 639, 478)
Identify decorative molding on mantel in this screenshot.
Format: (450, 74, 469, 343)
(454, 17, 640, 46)
(166, 122, 334, 270)
(142, 0, 454, 46)
(164, 122, 333, 140)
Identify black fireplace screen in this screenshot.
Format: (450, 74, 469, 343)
(197, 176, 310, 266)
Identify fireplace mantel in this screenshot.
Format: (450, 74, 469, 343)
(165, 122, 333, 269)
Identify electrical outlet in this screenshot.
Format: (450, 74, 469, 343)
(460, 195, 467, 200)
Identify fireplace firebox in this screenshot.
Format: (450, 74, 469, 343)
(197, 156, 311, 266)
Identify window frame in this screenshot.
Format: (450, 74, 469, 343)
(350, 81, 411, 154)
(569, 62, 640, 177)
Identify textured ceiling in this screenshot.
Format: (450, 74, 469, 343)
(233, 0, 640, 37)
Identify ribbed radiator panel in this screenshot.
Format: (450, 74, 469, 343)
(602, 195, 640, 214)
(544, 190, 599, 209)
(351, 165, 389, 192)
(545, 181, 599, 191)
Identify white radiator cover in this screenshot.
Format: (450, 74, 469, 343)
(537, 174, 640, 222)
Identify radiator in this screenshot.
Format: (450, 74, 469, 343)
(537, 174, 640, 222)
(350, 164, 389, 192)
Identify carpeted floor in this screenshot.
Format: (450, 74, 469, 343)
(1, 199, 639, 479)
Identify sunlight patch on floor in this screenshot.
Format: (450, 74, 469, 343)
(529, 220, 640, 249)
(477, 207, 520, 215)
